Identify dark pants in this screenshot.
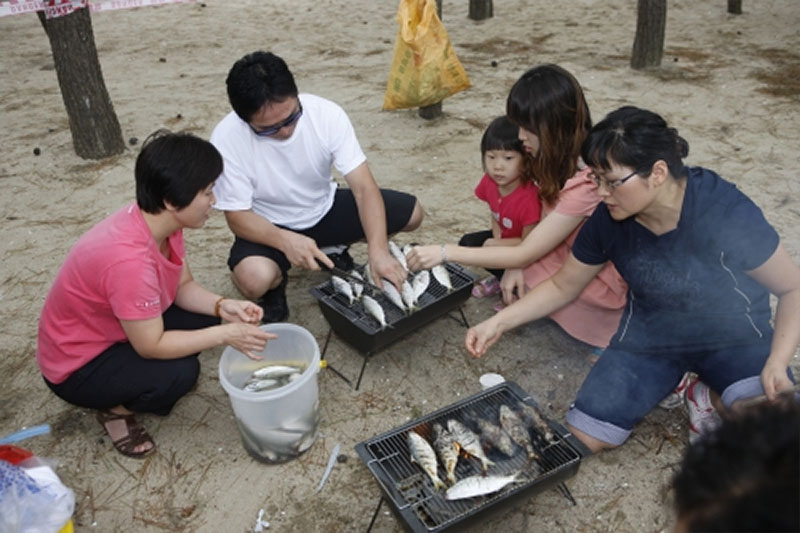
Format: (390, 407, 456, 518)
(227, 188, 417, 274)
(45, 305, 220, 416)
(459, 230, 504, 279)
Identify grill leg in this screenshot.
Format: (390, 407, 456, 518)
(320, 328, 355, 388)
(446, 305, 470, 328)
(366, 497, 384, 532)
(354, 353, 371, 391)
(556, 481, 576, 506)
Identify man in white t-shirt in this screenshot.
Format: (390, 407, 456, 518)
(211, 51, 423, 322)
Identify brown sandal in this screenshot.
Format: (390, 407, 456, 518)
(96, 410, 156, 458)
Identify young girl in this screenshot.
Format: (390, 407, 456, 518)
(466, 106, 800, 451)
(460, 116, 541, 300)
(408, 65, 627, 349)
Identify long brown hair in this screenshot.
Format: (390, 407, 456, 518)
(506, 64, 592, 205)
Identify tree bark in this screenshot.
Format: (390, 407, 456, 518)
(469, 0, 493, 21)
(38, 7, 125, 159)
(727, 0, 742, 15)
(630, 0, 667, 70)
(419, 0, 443, 120)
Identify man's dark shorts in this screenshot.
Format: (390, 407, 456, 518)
(227, 188, 417, 273)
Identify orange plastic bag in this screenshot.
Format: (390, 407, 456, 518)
(383, 0, 471, 110)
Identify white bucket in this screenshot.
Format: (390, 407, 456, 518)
(219, 323, 321, 463)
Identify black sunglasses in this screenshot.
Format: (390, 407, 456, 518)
(250, 103, 303, 137)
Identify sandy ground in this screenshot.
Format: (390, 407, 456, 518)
(1, 0, 799, 531)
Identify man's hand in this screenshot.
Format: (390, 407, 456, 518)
(370, 248, 407, 290)
(280, 230, 333, 270)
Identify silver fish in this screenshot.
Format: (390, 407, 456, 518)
(402, 243, 414, 257)
(432, 264, 453, 292)
(381, 280, 406, 313)
(362, 295, 388, 329)
(363, 263, 376, 287)
(499, 405, 539, 460)
(388, 240, 408, 271)
(331, 275, 355, 304)
(349, 270, 364, 299)
(516, 401, 556, 444)
(432, 423, 459, 485)
(447, 419, 495, 473)
(408, 431, 446, 490)
(445, 473, 520, 501)
(411, 270, 429, 303)
(252, 364, 303, 379)
(243, 378, 279, 392)
(401, 280, 417, 312)
(476, 417, 517, 457)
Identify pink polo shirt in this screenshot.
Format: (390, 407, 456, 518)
(36, 203, 185, 384)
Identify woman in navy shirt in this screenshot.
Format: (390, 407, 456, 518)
(466, 106, 800, 453)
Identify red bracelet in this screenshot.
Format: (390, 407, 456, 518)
(214, 297, 225, 318)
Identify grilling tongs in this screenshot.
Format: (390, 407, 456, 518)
(315, 258, 383, 294)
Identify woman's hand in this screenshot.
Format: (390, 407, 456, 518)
(406, 245, 443, 271)
(224, 323, 276, 360)
(465, 317, 504, 358)
(500, 268, 527, 305)
(760, 357, 795, 401)
(219, 299, 263, 324)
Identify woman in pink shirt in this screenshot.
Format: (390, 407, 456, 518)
(407, 65, 627, 350)
(36, 132, 273, 458)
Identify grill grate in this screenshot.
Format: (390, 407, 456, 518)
(355, 382, 590, 532)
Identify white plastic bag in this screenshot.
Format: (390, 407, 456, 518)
(0, 459, 74, 533)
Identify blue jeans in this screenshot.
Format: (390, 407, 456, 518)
(565, 340, 784, 445)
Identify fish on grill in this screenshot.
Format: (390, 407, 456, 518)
(407, 431, 446, 490)
(432, 264, 453, 292)
(516, 401, 556, 444)
(349, 270, 364, 300)
(401, 280, 418, 312)
(362, 295, 388, 329)
(447, 419, 495, 473)
(388, 240, 408, 271)
(444, 472, 520, 501)
(499, 405, 540, 461)
(432, 423, 459, 485)
(475, 417, 517, 457)
(411, 270, 429, 303)
(332, 275, 355, 304)
(381, 281, 406, 313)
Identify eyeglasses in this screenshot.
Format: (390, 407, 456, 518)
(589, 169, 639, 192)
(250, 103, 303, 137)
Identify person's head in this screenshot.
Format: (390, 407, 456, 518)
(480, 116, 532, 189)
(135, 130, 222, 219)
(506, 64, 591, 204)
(672, 398, 800, 533)
(580, 106, 689, 220)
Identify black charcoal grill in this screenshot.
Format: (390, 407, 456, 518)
(354, 381, 591, 532)
(309, 263, 477, 389)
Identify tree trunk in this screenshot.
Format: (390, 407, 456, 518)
(727, 0, 742, 15)
(469, 0, 493, 21)
(38, 7, 125, 159)
(630, 0, 667, 70)
(419, 0, 443, 120)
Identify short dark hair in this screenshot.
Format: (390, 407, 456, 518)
(481, 116, 524, 155)
(226, 51, 298, 122)
(581, 106, 689, 180)
(135, 130, 222, 214)
(506, 64, 591, 205)
(672, 398, 800, 532)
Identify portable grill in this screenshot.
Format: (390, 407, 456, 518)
(309, 263, 477, 389)
(354, 381, 591, 532)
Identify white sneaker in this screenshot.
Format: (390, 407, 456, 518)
(658, 372, 694, 409)
(685, 378, 722, 444)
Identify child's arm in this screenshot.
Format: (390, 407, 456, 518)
(482, 222, 537, 247)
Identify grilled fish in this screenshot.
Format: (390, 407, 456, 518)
(411, 270, 429, 302)
(516, 401, 556, 444)
(362, 295, 388, 329)
(445, 472, 520, 501)
(331, 275, 355, 304)
(475, 417, 517, 457)
(381, 281, 406, 312)
(447, 419, 495, 473)
(432, 264, 453, 292)
(408, 431, 446, 490)
(432, 423, 459, 485)
(388, 240, 408, 271)
(499, 405, 539, 460)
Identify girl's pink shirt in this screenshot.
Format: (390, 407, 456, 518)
(36, 203, 185, 383)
